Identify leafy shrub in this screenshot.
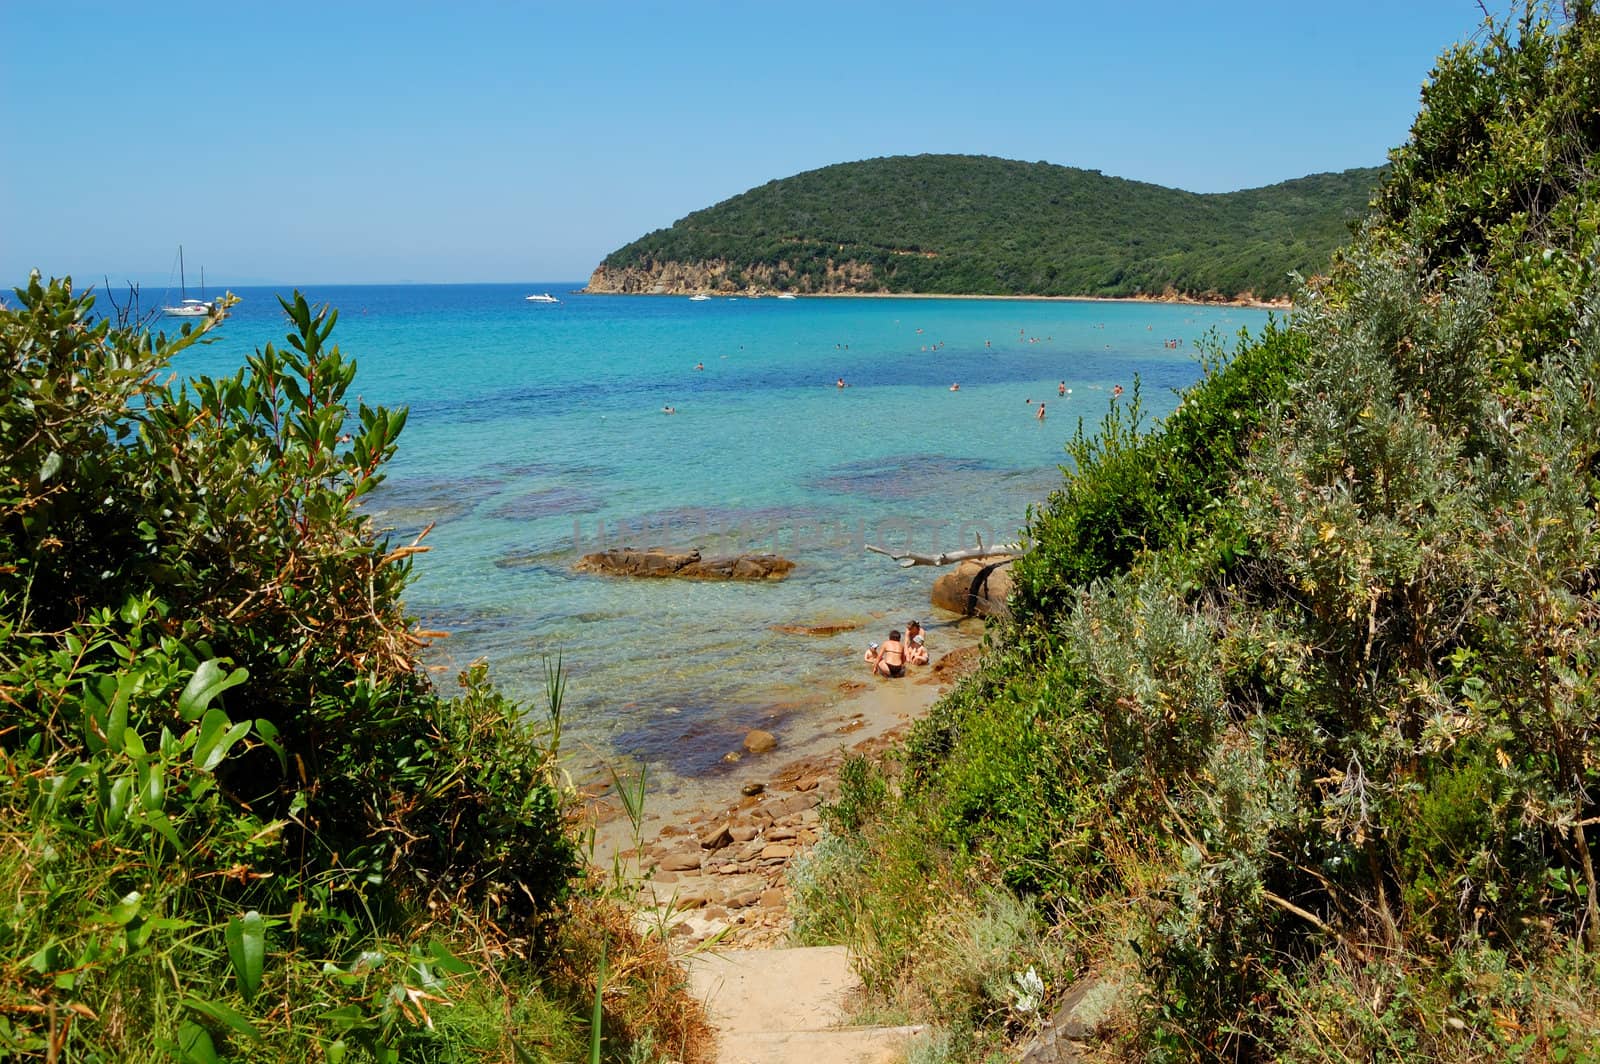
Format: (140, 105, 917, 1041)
(0, 277, 596, 1061)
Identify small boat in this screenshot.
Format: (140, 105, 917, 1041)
(776, 292, 797, 300)
(688, 294, 711, 302)
(525, 292, 560, 303)
(162, 245, 213, 317)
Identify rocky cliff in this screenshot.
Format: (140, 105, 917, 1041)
(586, 258, 884, 296)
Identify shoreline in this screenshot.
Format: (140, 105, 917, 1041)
(581, 629, 986, 949)
(579, 287, 1291, 311)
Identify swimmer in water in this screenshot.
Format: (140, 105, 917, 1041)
(1037, 403, 1047, 421)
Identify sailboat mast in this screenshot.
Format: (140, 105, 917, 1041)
(179, 245, 187, 301)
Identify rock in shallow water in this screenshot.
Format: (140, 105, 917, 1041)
(574, 547, 795, 581)
(930, 556, 1015, 618)
(742, 730, 777, 754)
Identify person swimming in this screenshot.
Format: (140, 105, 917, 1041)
(1037, 402, 1047, 421)
(1058, 381, 1066, 397)
(695, 361, 704, 371)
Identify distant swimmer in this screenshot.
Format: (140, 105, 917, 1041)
(662, 405, 677, 414)
(950, 383, 960, 391)
(695, 361, 704, 371)
(1113, 384, 1124, 397)
(837, 377, 847, 388)
(1037, 403, 1047, 421)
(985, 339, 992, 347)
(1058, 381, 1066, 397)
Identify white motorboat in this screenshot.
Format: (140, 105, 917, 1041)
(525, 292, 560, 303)
(688, 294, 711, 301)
(162, 246, 213, 317)
(776, 292, 797, 300)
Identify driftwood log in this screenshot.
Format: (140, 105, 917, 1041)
(864, 542, 1022, 568)
(866, 541, 1020, 620)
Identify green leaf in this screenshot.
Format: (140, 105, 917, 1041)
(194, 711, 251, 773)
(107, 890, 142, 926)
(172, 1021, 218, 1064)
(178, 660, 248, 722)
(590, 935, 607, 1064)
(428, 938, 473, 977)
(136, 809, 182, 850)
(184, 995, 262, 1044)
(254, 718, 287, 773)
(226, 911, 267, 1002)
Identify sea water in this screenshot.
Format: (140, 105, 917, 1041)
(164, 284, 1269, 780)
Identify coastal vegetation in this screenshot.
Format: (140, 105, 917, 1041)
(589, 156, 1382, 301)
(790, 6, 1600, 1059)
(0, 285, 707, 1061)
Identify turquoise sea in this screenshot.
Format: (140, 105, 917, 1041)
(170, 283, 1269, 779)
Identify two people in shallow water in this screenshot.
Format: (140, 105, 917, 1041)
(864, 620, 929, 678)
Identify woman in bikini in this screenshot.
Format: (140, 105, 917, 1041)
(873, 630, 908, 678)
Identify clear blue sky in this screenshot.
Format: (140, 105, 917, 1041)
(3, 1, 1492, 286)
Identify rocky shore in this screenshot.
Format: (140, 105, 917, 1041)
(583, 260, 1289, 308)
(584, 642, 983, 948)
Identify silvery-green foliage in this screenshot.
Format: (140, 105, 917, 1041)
(1065, 567, 1223, 789)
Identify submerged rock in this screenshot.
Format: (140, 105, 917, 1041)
(575, 547, 794, 581)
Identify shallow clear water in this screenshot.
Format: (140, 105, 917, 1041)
(167, 283, 1269, 776)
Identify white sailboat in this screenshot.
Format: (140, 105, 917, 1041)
(162, 246, 212, 317)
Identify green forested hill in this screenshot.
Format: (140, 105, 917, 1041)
(590, 155, 1382, 299)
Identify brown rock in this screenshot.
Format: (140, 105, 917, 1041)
(575, 547, 794, 582)
(768, 793, 817, 817)
(653, 871, 680, 885)
(759, 843, 795, 861)
(575, 548, 701, 578)
(681, 553, 796, 581)
(730, 825, 761, 843)
(743, 729, 777, 754)
(929, 556, 1015, 619)
(658, 851, 703, 873)
(767, 826, 798, 842)
(700, 824, 734, 851)
(769, 620, 863, 637)
(760, 888, 786, 908)
(740, 781, 766, 796)
(794, 776, 820, 792)
(727, 889, 762, 909)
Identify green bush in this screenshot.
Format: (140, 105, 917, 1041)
(0, 277, 592, 1061)
(794, 7, 1600, 1058)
